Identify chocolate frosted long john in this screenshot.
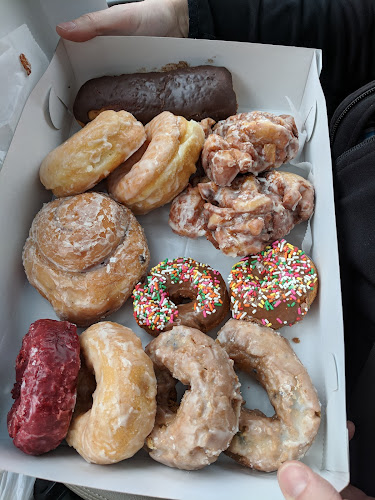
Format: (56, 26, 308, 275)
(73, 65, 238, 125)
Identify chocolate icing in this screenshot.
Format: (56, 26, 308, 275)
(133, 258, 230, 336)
(73, 65, 237, 125)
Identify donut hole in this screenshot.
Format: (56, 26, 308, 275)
(237, 368, 275, 417)
(169, 289, 195, 306)
(74, 357, 97, 414)
(174, 296, 193, 305)
(175, 380, 190, 404)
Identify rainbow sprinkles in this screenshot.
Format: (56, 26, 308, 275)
(229, 239, 319, 329)
(133, 257, 225, 333)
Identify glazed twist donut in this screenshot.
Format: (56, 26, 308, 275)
(202, 111, 299, 186)
(39, 110, 146, 197)
(7, 319, 80, 455)
(145, 326, 242, 470)
(169, 170, 314, 257)
(229, 239, 319, 329)
(217, 319, 321, 472)
(107, 111, 205, 214)
(66, 322, 157, 464)
(133, 257, 229, 336)
(22, 192, 149, 326)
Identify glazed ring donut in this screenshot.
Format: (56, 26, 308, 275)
(217, 319, 321, 472)
(145, 326, 242, 470)
(39, 110, 146, 197)
(229, 239, 318, 329)
(107, 111, 205, 214)
(66, 321, 157, 464)
(7, 319, 80, 455)
(132, 257, 229, 336)
(22, 192, 150, 327)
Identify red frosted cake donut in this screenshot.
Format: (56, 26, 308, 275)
(229, 239, 318, 329)
(7, 319, 80, 455)
(133, 257, 229, 336)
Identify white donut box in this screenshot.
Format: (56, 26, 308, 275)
(0, 35, 349, 499)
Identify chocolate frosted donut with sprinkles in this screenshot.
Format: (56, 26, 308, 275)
(229, 240, 318, 329)
(133, 258, 229, 336)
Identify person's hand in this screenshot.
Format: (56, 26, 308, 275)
(56, 0, 188, 42)
(278, 461, 374, 500)
(277, 422, 374, 500)
(278, 461, 342, 500)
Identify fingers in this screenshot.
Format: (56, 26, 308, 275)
(56, 0, 189, 42)
(347, 420, 355, 441)
(56, 5, 143, 42)
(278, 461, 341, 500)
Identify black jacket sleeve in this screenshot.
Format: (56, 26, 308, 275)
(188, 0, 375, 118)
(187, 3, 375, 495)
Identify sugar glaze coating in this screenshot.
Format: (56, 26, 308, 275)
(145, 326, 242, 470)
(217, 319, 321, 472)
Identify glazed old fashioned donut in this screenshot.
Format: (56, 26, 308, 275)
(145, 326, 242, 470)
(22, 192, 150, 327)
(217, 319, 321, 472)
(7, 319, 80, 455)
(229, 239, 319, 329)
(133, 257, 229, 336)
(66, 322, 157, 464)
(202, 111, 299, 186)
(39, 110, 146, 197)
(107, 111, 205, 214)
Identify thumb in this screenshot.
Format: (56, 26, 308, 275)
(56, 4, 143, 42)
(277, 461, 341, 500)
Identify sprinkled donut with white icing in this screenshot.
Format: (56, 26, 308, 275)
(133, 257, 229, 336)
(145, 326, 242, 470)
(229, 239, 318, 329)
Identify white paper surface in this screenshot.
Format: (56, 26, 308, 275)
(0, 37, 349, 499)
(0, 25, 48, 168)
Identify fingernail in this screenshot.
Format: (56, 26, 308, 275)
(57, 21, 77, 32)
(278, 463, 309, 499)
